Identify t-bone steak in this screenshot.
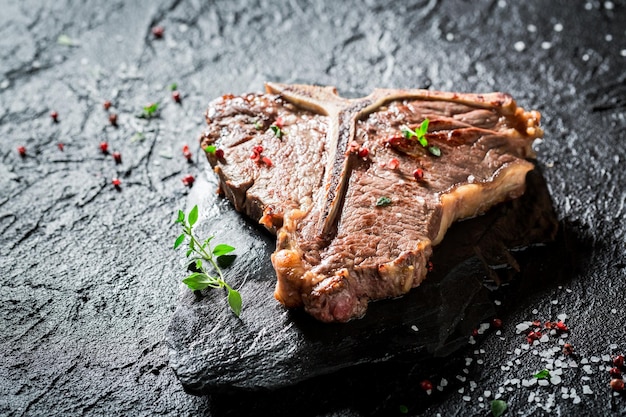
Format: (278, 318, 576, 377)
(200, 83, 543, 322)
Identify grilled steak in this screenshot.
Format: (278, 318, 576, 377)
(200, 83, 543, 322)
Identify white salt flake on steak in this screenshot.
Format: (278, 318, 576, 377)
(200, 83, 543, 322)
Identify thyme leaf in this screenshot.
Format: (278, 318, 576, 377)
(174, 205, 242, 316)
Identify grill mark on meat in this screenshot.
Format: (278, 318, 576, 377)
(201, 83, 543, 322)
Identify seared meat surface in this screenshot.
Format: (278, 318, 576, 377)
(200, 83, 542, 322)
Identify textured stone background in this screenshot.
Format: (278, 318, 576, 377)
(1, 0, 625, 416)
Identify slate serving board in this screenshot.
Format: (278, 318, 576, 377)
(167, 168, 560, 393)
(3, 1, 626, 416)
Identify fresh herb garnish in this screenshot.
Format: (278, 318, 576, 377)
(376, 196, 392, 207)
(130, 132, 146, 142)
(490, 399, 507, 417)
(400, 118, 441, 157)
(138, 102, 159, 119)
(270, 125, 283, 138)
(174, 205, 242, 316)
(533, 369, 550, 379)
(57, 34, 79, 47)
(254, 120, 263, 130)
(169, 83, 178, 91)
(204, 145, 217, 154)
(399, 405, 409, 414)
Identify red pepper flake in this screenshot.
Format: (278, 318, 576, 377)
(544, 321, 553, 329)
(526, 331, 542, 344)
(261, 156, 273, 167)
(348, 140, 360, 154)
(103, 100, 112, 110)
(99, 142, 109, 153)
(182, 145, 192, 161)
(413, 168, 424, 181)
(614, 355, 625, 368)
(491, 318, 503, 329)
(358, 148, 369, 158)
(610, 378, 624, 392)
(419, 380, 433, 391)
(385, 135, 402, 147)
(214, 148, 224, 159)
(152, 26, 164, 38)
(50, 111, 59, 122)
(555, 321, 568, 332)
(182, 174, 195, 187)
(472, 328, 479, 337)
(17, 146, 26, 157)
(57, 143, 64, 151)
(112, 178, 121, 188)
(250, 151, 261, 162)
(274, 117, 284, 128)
(562, 343, 575, 356)
(112, 152, 122, 164)
(609, 367, 622, 378)
(172, 90, 181, 103)
(253, 145, 264, 154)
(532, 320, 542, 328)
(388, 158, 400, 170)
(427, 261, 434, 272)
(109, 113, 118, 126)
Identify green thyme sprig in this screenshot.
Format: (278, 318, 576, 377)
(401, 118, 441, 157)
(174, 205, 242, 316)
(137, 102, 160, 119)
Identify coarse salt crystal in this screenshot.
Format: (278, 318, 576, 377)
(457, 375, 466, 382)
(440, 378, 448, 387)
(580, 358, 589, 364)
(540, 334, 550, 343)
(484, 390, 491, 398)
(514, 41, 526, 52)
(516, 323, 529, 333)
(583, 365, 593, 374)
(610, 344, 618, 350)
(550, 375, 562, 385)
(465, 358, 473, 366)
(477, 359, 484, 365)
(620, 50, 626, 57)
(573, 396, 581, 404)
(470, 381, 477, 390)
(554, 23, 563, 32)
(528, 24, 537, 32)
(541, 42, 552, 50)
(538, 379, 550, 386)
(446, 33, 454, 41)
(494, 300, 502, 306)
(604, 1, 614, 10)
(528, 392, 535, 402)
(590, 356, 601, 363)
(458, 387, 464, 394)
(602, 354, 611, 362)
(411, 325, 418, 331)
(551, 299, 559, 305)
(557, 313, 568, 321)
(583, 385, 593, 395)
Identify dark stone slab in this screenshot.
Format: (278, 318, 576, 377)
(167, 169, 560, 393)
(2, 0, 625, 416)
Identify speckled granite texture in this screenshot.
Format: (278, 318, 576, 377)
(1, 1, 625, 416)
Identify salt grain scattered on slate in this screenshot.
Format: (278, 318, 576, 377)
(514, 41, 526, 52)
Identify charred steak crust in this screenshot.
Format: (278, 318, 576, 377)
(200, 83, 543, 322)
